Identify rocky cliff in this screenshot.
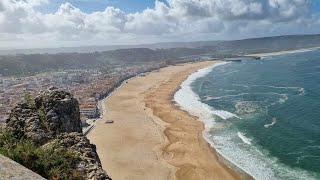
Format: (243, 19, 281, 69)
(3, 89, 111, 180)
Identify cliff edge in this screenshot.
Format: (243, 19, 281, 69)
(1, 89, 111, 180)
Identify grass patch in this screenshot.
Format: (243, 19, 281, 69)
(23, 93, 35, 108)
(37, 107, 49, 130)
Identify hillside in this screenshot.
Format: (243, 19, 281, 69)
(203, 34, 320, 54)
(1, 34, 320, 76)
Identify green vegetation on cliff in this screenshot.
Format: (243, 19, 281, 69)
(0, 131, 85, 180)
(1, 90, 111, 180)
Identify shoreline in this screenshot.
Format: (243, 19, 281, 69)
(87, 61, 249, 180)
(173, 62, 257, 179)
(249, 46, 320, 57)
(144, 61, 252, 180)
(83, 47, 320, 136)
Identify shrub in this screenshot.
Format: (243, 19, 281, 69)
(0, 131, 85, 180)
(37, 107, 48, 130)
(23, 93, 35, 108)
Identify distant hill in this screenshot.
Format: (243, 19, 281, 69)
(1, 34, 320, 76)
(0, 41, 222, 55)
(202, 34, 320, 54)
(1, 34, 320, 55)
(0, 47, 206, 76)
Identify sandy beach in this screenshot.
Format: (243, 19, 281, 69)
(249, 47, 320, 57)
(87, 61, 244, 180)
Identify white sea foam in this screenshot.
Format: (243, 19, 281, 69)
(237, 132, 252, 145)
(174, 62, 238, 122)
(235, 101, 262, 114)
(231, 84, 305, 96)
(216, 70, 239, 76)
(174, 62, 276, 179)
(213, 92, 289, 105)
(307, 71, 320, 75)
(220, 89, 237, 92)
(303, 145, 320, 150)
(264, 118, 277, 128)
(174, 62, 317, 180)
(250, 85, 306, 96)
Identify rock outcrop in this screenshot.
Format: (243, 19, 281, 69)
(5, 89, 111, 180)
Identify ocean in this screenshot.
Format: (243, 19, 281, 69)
(174, 50, 320, 180)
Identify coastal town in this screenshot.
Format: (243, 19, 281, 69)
(0, 62, 166, 125)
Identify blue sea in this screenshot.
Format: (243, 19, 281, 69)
(174, 50, 320, 180)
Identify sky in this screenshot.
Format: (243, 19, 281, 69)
(1, 0, 320, 49)
(37, 0, 169, 14)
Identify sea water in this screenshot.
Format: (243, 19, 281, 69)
(174, 51, 320, 180)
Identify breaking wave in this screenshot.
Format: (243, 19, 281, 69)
(174, 62, 317, 180)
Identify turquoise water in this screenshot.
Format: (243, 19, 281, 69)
(191, 51, 320, 179)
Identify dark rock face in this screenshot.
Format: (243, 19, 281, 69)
(34, 90, 82, 135)
(6, 103, 52, 144)
(53, 133, 109, 180)
(6, 90, 82, 144)
(5, 89, 111, 180)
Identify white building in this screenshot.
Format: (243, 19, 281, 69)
(80, 104, 98, 119)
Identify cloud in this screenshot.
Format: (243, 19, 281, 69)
(44, 3, 86, 35)
(86, 6, 127, 33)
(0, 0, 318, 49)
(0, 2, 4, 12)
(166, 0, 311, 21)
(125, 1, 176, 35)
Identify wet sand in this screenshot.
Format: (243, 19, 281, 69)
(88, 61, 243, 180)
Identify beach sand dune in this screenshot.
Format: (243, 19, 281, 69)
(88, 61, 243, 180)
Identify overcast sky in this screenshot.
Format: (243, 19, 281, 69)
(1, 0, 320, 49)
